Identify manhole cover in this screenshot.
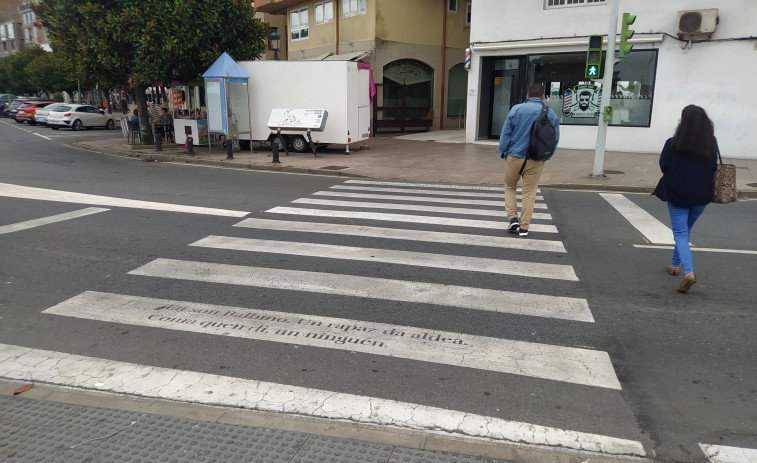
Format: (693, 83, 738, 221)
(747, 183, 757, 188)
(604, 170, 625, 174)
(320, 166, 349, 170)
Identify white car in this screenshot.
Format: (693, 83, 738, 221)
(47, 104, 116, 131)
(34, 103, 67, 126)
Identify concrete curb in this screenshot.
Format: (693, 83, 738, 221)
(1, 379, 650, 463)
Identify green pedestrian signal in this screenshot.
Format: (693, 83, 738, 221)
(619, 12, 636, 58)
(585, 35, 603, 79)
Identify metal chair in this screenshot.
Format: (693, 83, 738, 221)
(127, 120, 141, 144)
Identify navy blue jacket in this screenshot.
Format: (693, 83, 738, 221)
(652, 138, 717, 208)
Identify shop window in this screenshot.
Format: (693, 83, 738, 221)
(342, 0, 366, 18)
(527, 49, 657, 127)
(290, 7, 309, 41)
(545, 0, 604, 8)
(447, 63, 467, 117)
(315, 1, 333, 25)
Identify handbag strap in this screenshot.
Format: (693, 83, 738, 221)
(716, 148, 723, 165)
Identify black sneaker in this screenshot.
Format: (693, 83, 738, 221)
(507, 217, 520, 232)
(519, 228, 529, 237)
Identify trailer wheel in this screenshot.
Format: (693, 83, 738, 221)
(291, 135, 309, 153)
(272, 135, 288, 151)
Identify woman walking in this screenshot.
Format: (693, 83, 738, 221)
(652, 105, 718, 293)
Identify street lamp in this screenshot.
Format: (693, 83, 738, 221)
(269, 30, 281, 61)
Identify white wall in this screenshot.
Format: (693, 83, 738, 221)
(467, 0, 757, 158)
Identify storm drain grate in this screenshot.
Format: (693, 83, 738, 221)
(603, 170, 625, 174)
(319, 166, 349, 170)
(747, 183, 757, 188)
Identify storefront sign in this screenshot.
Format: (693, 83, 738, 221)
(563, 83, 601, 118)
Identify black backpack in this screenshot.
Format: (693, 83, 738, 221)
(520, 102, 556, 174)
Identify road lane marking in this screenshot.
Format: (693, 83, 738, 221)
(0, 343, 643, 455)
(293, 198, 549, 214)
(0, 182, 250, 217)
(330, 184, 542, 200)
(314, 190, 545, 208)
(233, 218, 567, 252)
(600, 193, 674, 245)
(191, 236, 578, 281)
(128, 258, 593, 322)
(0, 207, 109, 235)
(266, 207, 559, 233)
(43, 291, 612, 388)
(700, 443, 757, 463)
(32, 132, 52, 140)
(634, 244, 757, 255)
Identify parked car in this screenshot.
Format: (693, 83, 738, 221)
(0, 94, 16, 117)
(47, 104, 116, 131)
(15, 101, 57, 125)
(34, 103, 67, 126)
(5, 97, 43, 119)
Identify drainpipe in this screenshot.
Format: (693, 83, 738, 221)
(440, 0, 447, 130)
(335, 0, 340, 55)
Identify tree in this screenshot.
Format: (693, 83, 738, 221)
(0, 46, 47, 95)
(34, 0, 268, 143)
(26, 51, 79, 97)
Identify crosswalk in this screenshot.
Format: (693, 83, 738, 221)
(0, 179, 648, 458)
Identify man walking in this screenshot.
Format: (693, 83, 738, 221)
(496, 83, 560, 237)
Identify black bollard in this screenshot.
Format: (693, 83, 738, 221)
(271, 139, 281, 164)
(226, 137, 234, 160)
(187, 135, 194, 156)
(155, 129, 162, 152)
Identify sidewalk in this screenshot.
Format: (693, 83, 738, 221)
(74, 129, 757, 197)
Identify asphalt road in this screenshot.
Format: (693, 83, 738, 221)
(1, 118, 755, 463)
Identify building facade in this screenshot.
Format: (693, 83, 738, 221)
(254, 0, 471, 131)
(0, 19, 23, 57)
(18, 1, 49, 51)
(466, 0, 756, 159)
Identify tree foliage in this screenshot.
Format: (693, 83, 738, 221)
(0, 46, 47, 95)
(33, 0, 268, 142)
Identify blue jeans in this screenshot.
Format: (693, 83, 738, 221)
(667, 203, 706, 274)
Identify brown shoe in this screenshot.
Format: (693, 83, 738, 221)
(677, 273, 697, 293)
(667, 265, 681, 276)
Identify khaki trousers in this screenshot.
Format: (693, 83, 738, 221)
(504, 156, 545, 231)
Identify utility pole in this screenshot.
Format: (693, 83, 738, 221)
(591, 0, 620, 177)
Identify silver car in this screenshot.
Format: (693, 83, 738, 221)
(47, 104, 116, 131)
(35, 103, 67, 126)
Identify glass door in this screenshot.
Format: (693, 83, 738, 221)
(488, 60, 521, 137)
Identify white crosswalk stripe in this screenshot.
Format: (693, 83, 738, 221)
(329, 184, 543, 200)
(190, 235, 578, 280)
(266, 207, 559, 232)
(233, 218, 566, 252)
(128, 258, 594, 322)
(699, 443, 757, 463)
(313, 190, 536, 208)
(293, 197, 549, 213)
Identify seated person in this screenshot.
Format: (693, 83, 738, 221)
(159, 108, 173, 127)
(130, 109, 139, 124)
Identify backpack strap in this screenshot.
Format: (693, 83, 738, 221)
(520, 101, 549, 175)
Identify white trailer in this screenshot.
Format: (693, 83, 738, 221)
(236, 60, 371, 152)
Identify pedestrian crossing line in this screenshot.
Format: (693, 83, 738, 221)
(266, 207, 560, 233)
(0, 343, 644, 456)
(329, 184, 543, 200)
(314, 190, 538, 208)
(600, 193, 674, 245)
(42, 291, 613, 388)
(293, 198, 549, 214)
(190, 236, 578, 281)
(0, 182, 250, 217)
(0, 207, 109, 235)
(128, 259, 593, 322)
(233, 218, 567, 253)
(344, 179, 533, 193)
(699, 443, 757, 463)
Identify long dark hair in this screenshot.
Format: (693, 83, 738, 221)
(672, 105, 716, 160)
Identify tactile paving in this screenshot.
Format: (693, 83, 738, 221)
(0, 395, 81, 426)
(117, 415, 228, 453)
(291, 435, 393, 463)
(389, 447, 495, 463)
(195, 425, 308, 462)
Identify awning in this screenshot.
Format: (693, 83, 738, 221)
(323, 50, 372, 61)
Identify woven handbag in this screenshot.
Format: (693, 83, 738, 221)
(712, 149, 737, 204)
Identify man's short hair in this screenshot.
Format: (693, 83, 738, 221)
(527, 83, 545, 98)
(161, 107, 168, 112)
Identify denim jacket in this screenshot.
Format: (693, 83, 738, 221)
(496, 97, 560, 160)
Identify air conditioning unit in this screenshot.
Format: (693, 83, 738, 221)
(676, 9, 718, 37)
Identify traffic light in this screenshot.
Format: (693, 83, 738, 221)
(619, 13, 636, 58)
(585, 35, 603, 79)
